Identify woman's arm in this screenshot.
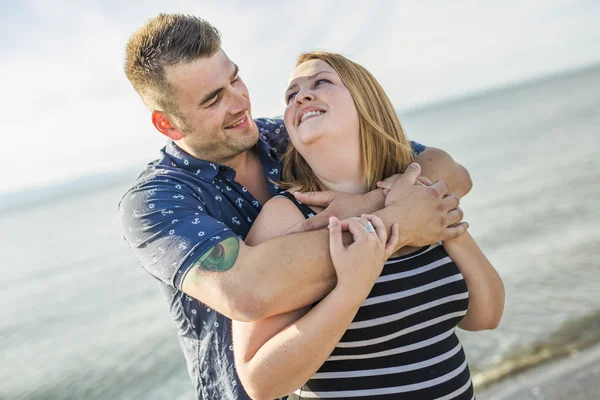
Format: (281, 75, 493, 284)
(443, 232, 505, 331)
(233, 285, 364, 400)
(235, 209, 398, 399)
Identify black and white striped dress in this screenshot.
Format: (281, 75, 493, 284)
(280, 192, 474, 400)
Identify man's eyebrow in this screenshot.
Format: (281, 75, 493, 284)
(199, 87, 224, 107)
(284, 71, 333, 100)
(199, 64, 240, 107)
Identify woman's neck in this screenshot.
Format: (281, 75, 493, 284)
(300, 140, 367, 194)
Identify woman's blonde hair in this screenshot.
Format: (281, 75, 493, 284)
(280, 51, 414, 192)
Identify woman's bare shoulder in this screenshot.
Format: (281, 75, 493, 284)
(245, 192, 306, 245)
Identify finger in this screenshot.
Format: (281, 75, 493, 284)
(417, 176, 433, 186)
(442, 194, 460, 211)
(398, 163, 421, 185)
(298, 210, 332, 232)
(432, 179, 450, 197)
(338, 219, 351, 231)
(376, 181, 394, 190)
(446, 207, 464, 227)
(385, 223, 400, 257)
(328, 217, 344, 255)
(294, 191, 334, 207)
(362, 214, 387, 244)
(383, 188, 390, 197)
(441, 222, 469, 240)
(381, 174, 401, 184)
(346, 218, 368, 243)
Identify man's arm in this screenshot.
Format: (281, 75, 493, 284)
(180, 164, 466, 322)
(288, 146, 472, 233)
(181, 226, 335, 322)
(414, 147, 472, 198)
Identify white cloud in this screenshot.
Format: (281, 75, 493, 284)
(1, 0, 599, 195)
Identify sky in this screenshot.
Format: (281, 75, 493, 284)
(1, 0, 599, 196)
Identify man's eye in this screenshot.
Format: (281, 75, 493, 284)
(208, 95, 221, 108)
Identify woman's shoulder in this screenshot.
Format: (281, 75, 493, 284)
(245, 191, 307, 245)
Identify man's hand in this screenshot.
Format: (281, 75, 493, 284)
(377, 174, 432, 196)
(285, 190, 385, 234)
(383, 163, 468, 248)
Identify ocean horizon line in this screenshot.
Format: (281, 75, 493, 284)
(3, 58, 599, 207)
(398, 59, 600, 116)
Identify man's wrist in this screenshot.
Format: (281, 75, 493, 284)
(374, 202, 410, 250)
(363, 188, 386, 212)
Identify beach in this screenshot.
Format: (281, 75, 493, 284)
(479, 342, 600, 400)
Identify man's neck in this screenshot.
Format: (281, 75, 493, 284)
(234, 148, 271, 204)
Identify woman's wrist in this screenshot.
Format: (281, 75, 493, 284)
(331, 283, 370, 309)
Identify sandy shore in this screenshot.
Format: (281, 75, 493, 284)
(477, 342, 600, 400)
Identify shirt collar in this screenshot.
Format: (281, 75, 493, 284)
(163, 136, 280, 182)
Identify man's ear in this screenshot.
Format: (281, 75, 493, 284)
(152, 110, 184, 141)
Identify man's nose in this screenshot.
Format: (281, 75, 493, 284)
(232, 88, 251, 113)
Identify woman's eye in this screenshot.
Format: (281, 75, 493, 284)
(315, 79, 330, 86)
(286, 92, 297, 104)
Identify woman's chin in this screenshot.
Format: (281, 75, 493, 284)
(295, 127, 327, 146)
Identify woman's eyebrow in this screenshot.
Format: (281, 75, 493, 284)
(285, 71, 334, 99)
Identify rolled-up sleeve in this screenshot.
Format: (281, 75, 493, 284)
(118, 179, 236, 289)
(410, 140, 426, 155)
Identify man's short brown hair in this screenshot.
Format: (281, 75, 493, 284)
(125, 13, 221, 116)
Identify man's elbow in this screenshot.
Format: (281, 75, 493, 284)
(226, 292, 268, 322)
(454, 165, 473, 198)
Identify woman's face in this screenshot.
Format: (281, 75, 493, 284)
(283, 60, 360, 149)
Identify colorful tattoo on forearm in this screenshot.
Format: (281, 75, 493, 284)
(195, 237, 240, 272)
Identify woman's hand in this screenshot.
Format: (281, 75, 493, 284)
(328, 214, 399, 303)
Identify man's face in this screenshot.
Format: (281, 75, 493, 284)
(164, 49, 259, 163)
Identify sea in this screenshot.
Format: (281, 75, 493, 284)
(1, 64, 599, 399)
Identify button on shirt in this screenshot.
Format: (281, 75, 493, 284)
(118, 118, 425, 399)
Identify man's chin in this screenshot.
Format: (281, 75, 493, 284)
(242, 121, 260, 145)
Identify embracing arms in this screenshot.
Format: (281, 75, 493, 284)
(233, 212, 398, 399)
(181, 162, 465, 321)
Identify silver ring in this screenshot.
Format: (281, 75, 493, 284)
(365, 221, 376, 233)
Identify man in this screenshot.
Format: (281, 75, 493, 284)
(119, 13, 471, 399)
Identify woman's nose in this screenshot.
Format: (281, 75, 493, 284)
(295, 88, 315, 104)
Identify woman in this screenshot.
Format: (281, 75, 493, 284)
(232, 52, 505, 399)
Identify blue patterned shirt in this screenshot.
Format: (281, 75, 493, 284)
(118, 118, 425, 399)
